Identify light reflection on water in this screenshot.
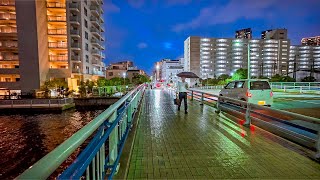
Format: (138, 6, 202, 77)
(0, 109, 103, 179)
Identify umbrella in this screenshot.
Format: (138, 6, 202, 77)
(177, 72, 199, 78)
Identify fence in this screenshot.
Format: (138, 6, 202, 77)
(188, 90, 320, 160)
(17, 84, 145, 179)
(0, 98, 74, 108)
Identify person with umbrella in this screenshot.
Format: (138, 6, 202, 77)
(176, 72, 199, 114)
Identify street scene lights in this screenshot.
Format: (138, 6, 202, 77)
(123, 72, 126, 85)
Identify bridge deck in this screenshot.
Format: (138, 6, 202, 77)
(127, 89, 320, 179)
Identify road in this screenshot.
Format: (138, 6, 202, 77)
(190, 88, 320, 118)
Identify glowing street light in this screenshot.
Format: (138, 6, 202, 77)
(123, 72, 126, 85)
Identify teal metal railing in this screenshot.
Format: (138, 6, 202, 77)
(17, 84, 145, 179)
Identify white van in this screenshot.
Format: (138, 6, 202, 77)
(219, 79, 273, 106)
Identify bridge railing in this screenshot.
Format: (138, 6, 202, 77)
(17, 84, 145, 179)
(188, 90, 320, 160)
(0, 98, 74, 107)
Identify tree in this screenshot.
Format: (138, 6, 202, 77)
(232, 68, 247, 80)
(40, 79, 68, 98)
(132, 74, 150, 85)
(97, 78, 108, 87)
(78, 81, 87, 98)
(218, 74, 230, 81)
(270, 74, 295, 82)
(301, 76, 316, 82)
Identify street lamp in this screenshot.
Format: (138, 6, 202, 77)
(123, 72, 126, 85)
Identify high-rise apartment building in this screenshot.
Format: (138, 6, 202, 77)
(288, 45, 320, 75)
(261, 29, 287, 40)
(0, 0, 105, 95)
(185, 36, 290, 79)
(301, 36, 320, 46)
(235, 28, 252, 39)
(184, 36, 200, 76)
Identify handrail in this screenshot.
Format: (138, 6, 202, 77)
(17, 84, 145, 179)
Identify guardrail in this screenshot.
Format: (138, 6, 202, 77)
(199, 85, 224, 89)
(0, 98, 73, 108)
(17, 84, 145, 179)
(188, 90, 320, 160)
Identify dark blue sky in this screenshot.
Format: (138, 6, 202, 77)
(103, 0, 320, 74)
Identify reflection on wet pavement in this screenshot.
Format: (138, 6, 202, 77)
(128, 89, 320, 179)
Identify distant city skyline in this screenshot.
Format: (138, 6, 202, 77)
(104, 0, 320, 73)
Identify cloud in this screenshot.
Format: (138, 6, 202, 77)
(137, 42, 148, 49)
(104, 1, 120, 13)
(172, 0, 277, 32)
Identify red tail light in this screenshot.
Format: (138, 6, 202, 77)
(246, 90, 252, 98)
(270, 91, 273, 97)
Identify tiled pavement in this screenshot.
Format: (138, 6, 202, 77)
(127, 89, 320, 179)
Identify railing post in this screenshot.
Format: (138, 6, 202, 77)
(300, 86, 302, 93)
(244, 103, 251, 127)
(284, 86, 286, 92)
(108, 111, 119, 174)
(191, 91, 193, 101)
(316, 132, 320, 160)
(200, 93, 204, 105)
(215, 97, 220, 114)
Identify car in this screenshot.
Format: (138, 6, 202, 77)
(219, 79, 273, 106)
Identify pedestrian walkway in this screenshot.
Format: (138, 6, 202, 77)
(127, 89, 320, 179)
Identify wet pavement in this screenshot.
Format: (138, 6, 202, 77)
(127, 89, 320, 179)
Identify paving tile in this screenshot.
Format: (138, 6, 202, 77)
(127, 89, 320, 179)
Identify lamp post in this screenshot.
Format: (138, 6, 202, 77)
(123, 72, 126, 85)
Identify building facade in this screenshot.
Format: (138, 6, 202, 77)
(261, 29, 287, 40)
(105, 61, 133, 80)
(160, 59, 184, 85)
(301, 36, 320, 46)
(235, 28, 252, 39)
(127, 69, 146, 83)
(185, 36, 290, 79)
(288, 45, 320, 79)
(0, 0, 105, 95)
(184, 36, 200, 76)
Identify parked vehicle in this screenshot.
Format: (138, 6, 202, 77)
(219, 79, 273, 106)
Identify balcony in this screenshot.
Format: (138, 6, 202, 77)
(91, 49, 102, 57)
(100, 26, 105, 32)
(72, 68, 81, 74)
(0, 68, 19, 74)
(0, 41, 18, 50)
(49, 55, 68, 62)
(0, 27, 17, 36)
(91, 38, 103, 49)
(48, 42, 67, 49)
(48, 29, 67, 35)
(69, 16, 80, 26)
(47, 2, 65, 8)
(90, 27, 102, 38)
(71, 43, 81, 50)
(90, 16, 100, 27)
(0, 13, 16, 20)
(100, 16, 104, 23)
(69, 2, 79, 12)
(71, 55, 81, 62)
(92, 70, 104, 76)
(0, 55, 18, 61)
(90, 5, 99, 16)
(70, 29, 80, 38)
(101, 52, 105, 59)
(0, 0, 15, 6)
(91, 0, 99, 5)
(48, 16, 66, 22)
(101, 35, 105, 41)
(49, 68, 71, 78)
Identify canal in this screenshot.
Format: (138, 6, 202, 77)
(0, 109, 104, 179)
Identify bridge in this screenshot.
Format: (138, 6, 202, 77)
(18, 85, 320, 179)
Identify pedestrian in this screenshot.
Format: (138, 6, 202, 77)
(176, 77, 188, 114)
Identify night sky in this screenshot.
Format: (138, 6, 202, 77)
(103, 0, 320, 74)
